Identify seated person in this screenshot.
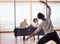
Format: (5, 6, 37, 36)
(20, 19, 28, 28)
(33, 18, 39, 27)
(29, 18, 39, 41)
(33, 18, 40, 40)
(20, 19, 28, 41)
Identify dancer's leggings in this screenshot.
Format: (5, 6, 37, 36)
(37, 31, 60, 44)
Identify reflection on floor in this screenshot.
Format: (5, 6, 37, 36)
(1, 31, 60, 44)
(17, 36, 56, 44)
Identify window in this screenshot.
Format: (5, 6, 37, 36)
(0, 0, 60, 31)
(16, 2, 30, 27)
(0, 2, 14, 31)
(32, 3, 45, 24)
(49, 3, 60, 29)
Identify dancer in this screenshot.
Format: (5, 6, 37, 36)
(24, 1, 60, 44)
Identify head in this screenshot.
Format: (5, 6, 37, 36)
(29, 24, 34, 28)
(37, 13, 45, 20)
(33, 18, 38, 23)
(24, 19, 27, 22)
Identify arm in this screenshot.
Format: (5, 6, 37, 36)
(40, 1, 50, 8)
(41, 1, 51, 19)
(24, 24, 42, 41)
(25, 32, 35, 40)
(20, 23, 22, 27)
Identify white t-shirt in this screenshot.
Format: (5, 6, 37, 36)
(34, 8, 54, 35)
(33, 22, 39, 27)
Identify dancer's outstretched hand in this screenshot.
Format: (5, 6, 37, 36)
(23, 38, 28, 41)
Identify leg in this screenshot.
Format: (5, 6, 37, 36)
(33, 35, 35, 41)
(23, 36, 25, 44)
(52, 31, 60, 44)
(23, 36, 25, 41)
(37, 31, 60, 44)
(37, 33, 52, 44)
(37, 35, 39, 40)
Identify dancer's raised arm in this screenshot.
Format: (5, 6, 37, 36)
(41, 1, 51, 19)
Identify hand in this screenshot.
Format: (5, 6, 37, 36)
(23, 38, 28, 41)
(40, 1, 50, 8)
(40, 1, 45, 3)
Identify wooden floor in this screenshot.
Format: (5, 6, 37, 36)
(17, 36, 56, 44)
(22, 40, 56, 44)
(1, 31, 60, 44)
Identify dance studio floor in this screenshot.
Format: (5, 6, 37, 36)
(1, 31, 60, 44)
(17, 36, 56, 44)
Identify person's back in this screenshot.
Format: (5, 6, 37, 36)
(20, 19, 28, 28)
(40, 19, 54, 35)
(20, 22, 27, 28)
